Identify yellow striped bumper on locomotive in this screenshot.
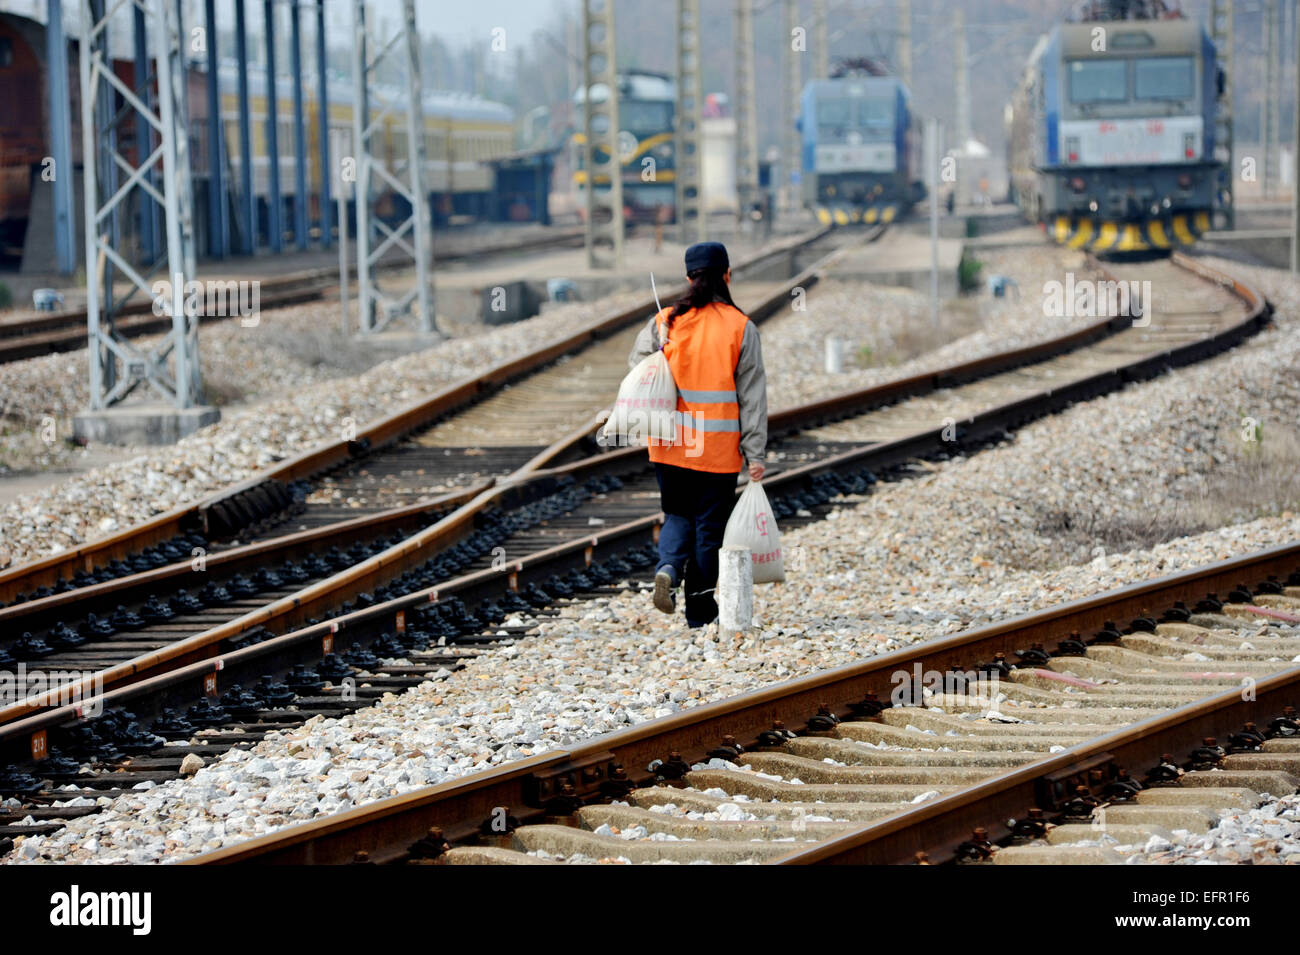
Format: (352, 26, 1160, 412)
(1050, 212, 1211, 251)
(813, 203, 899, 228)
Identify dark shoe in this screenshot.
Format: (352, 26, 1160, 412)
(653, 565, 678, 614)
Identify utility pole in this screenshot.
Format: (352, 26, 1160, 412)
(1265, 0, 1279, 197)
(1293, 0, 1300, 270)
(676, 0, 705, 242)
(1211, 0, 1235, 230)
(582, 0, 624, 267)
(954, 7, 970, 151)
(898, 0, 912, 89)
(927, 117, 940, 328)
(784, 0, 802, 214)
(734, 0, 759, 218)
(813, 0, 828, 82)
(46, 0, 76, 274)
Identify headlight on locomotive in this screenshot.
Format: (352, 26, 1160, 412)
(1069, 176, 1087, 194)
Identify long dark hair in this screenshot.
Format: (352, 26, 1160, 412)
(663, 267, 736, 337)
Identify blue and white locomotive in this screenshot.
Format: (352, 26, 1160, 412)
(799, 62, 924, 226)
(1006, 12, 1223, 251)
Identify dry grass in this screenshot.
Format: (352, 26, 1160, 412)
(851, 298, 986, 370)
(1036, 426, 1300, 568)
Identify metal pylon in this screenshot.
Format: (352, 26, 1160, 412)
(582, 0, 624, 268)
(733, 0, 759, 214)
(676, 0, 704, 243)
(351, 0, 435, 334)
(1211, 0, 1235, 229)
(79, 0, 202, 410)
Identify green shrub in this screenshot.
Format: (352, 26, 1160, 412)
(958, 254, 982, 292)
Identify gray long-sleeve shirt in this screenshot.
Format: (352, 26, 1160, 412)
(628, 307, 768, 466)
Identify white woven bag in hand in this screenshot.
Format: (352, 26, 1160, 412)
(723, 480, 785, 583)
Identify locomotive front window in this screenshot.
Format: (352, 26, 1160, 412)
(817, 99, 852, 131)
(1068, 59, 1127, 103)
(619, 101, 672, 134)
(1135, 57, 1195, 101)
(859, 100, 892, 126)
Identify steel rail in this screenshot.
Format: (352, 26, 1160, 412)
(0, 228, 856, 726)
(186, 539, 1300, 864)
(0, 227, 591, 355)
(0, 227, 829, 604)
(0, 252, 1268, 748)
(773, 665, 1300, 865)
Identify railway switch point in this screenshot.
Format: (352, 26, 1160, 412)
(73, 403, 221, 447)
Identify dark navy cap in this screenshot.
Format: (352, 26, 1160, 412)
(684, 241, 729, 273)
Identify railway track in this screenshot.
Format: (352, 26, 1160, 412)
(0, 231, 851, 663)
(0, 226, 871, 713)
(0, 227, 832, 608)
(183, 541, 1300, 864)
(0, 227, 588, 365)
(0, 248, 1273, 858)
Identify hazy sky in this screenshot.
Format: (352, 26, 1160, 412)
(336, 0, 561, 46)
(12, 0, 567, 54)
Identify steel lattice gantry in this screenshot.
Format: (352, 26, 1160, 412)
(351, 0, 435, 333)
(582, 0, 624, 269)
(733, 0, 759, 215)
(675, 0, 704, 243)
(79, 0, 202, 410)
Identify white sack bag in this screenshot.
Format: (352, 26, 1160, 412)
(723, 480, 785, 583)
(600, 349, 678, 447)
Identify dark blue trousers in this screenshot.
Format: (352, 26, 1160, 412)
(654, 463, 740, 627)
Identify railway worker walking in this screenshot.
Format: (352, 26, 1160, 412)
(628, 241, 768, 627)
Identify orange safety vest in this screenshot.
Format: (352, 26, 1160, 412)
(648, 301, 749, 474)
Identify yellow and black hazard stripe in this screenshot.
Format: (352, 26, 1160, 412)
(1049, 211, 1210, 252)
(810, 201, 904, 228)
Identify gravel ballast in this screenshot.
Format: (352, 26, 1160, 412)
(4, 250, 1298, 864)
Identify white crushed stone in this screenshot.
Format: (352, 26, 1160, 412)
(1121, 793, 1300, 864)
(762, 245, 1101, 408)
(0, 291, 645, 568)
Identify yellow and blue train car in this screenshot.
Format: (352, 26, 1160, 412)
(210, 61, 514, 231)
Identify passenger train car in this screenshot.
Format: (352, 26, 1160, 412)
(798, 65, 924, 227)
(0, 7, 515, 267)
(212, 61, 515, 234)
(1005, 15, 1222, 251)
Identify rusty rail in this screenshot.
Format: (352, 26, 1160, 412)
(187, 539, 1300, 864)
(0, 227, 828, 603)
(0, 250, 1268, 749)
